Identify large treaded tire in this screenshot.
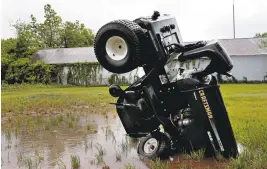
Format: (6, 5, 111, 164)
(137, 132, 170, 160)
(94, 20, 145, 74)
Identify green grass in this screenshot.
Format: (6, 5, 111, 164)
(220, 84, 267, 151)
(183, 149, 205, 161)
(1, 84, 116, 117)
(149, 158, 169, 169)
(220, 84, 267, 168)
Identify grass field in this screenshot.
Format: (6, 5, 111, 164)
(1, 84, 267, 169)
(1, 83, 116, 117)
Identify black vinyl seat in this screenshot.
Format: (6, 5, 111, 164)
(178, 40, 233, 77)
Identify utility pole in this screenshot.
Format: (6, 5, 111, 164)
(233, 0, 236, 39)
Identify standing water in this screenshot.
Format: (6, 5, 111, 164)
(2, 113, 235, 169)
(1, 114, 148, 169)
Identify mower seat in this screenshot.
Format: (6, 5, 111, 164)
(178, 40, 233, 77)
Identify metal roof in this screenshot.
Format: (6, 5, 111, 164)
(35, 47, 97, 64)
(35, 38, 267, 64)
(219, 38, 267, 56)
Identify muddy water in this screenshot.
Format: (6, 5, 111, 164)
(1, 113, 232, 169)
(1, 114, 148, 169)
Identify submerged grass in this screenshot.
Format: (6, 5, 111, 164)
(17, 151, 44, 169)
(94, 143, 106, 165)
(70, 155, 80, 169)
(124, 163, 136, 169)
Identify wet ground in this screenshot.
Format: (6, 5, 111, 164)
(1, 113, 234, 169)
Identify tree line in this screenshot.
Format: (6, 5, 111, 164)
(1, 4, 95, 84)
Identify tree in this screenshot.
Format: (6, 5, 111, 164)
(60, 20, 94, 48)
(255, 32, 267, 48)
(39, 4, 62, 48)
(1, 38, 17, 58)
(1, 38, 18, 80)
(11, 4, 94, 50)
(12, 16, 43, 58)
(255, 32, 267, 38)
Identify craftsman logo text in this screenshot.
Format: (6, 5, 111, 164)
(199, 90, 213, 119)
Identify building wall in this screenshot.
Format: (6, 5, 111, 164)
(57, 55, 267, 85)
(231, 55, 267, 81)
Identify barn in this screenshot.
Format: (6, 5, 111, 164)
(35, 37, 267, 85)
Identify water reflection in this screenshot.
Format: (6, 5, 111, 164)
(1, 114, 148, 169)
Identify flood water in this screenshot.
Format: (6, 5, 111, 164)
(1, 113, 235, 169)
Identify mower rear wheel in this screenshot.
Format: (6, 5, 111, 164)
(94, 20, 145, 74)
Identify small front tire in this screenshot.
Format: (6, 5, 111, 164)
(137, 132, 170, 159)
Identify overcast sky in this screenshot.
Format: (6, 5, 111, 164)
(1, 0, 267, 42)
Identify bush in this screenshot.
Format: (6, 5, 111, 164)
(4, 58, 52, 84)
(242, 76, 248, 83)
(108, 74, 129, 85)
(1, 56, 15, 81)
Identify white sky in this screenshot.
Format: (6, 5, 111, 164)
(1, 0, 267, 42)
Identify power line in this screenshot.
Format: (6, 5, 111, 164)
(233, 0, 236, 39)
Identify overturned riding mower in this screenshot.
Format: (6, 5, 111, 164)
(94, 11, 239, 160)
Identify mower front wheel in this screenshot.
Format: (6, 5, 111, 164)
(137, 132, 170, 159)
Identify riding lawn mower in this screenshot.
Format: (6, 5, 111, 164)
(93, 11, 239, 159)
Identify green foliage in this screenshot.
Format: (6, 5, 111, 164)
(12, 17, 43, 58)
(108, 74, 129, 85)
(1, 4, 95, 84)
(10, 3, 94, 50)
(255, 32, 267, 38)
(1, 39, 18, 80)
(255, 32, 267, 48)
(51, 62, 103, 86)
(1, 38, 17, 58)
(61, 21, 94, 48)
(5, 58, 52, 84)
(39, 4, 62, 48)
(1, 57, 14, 81)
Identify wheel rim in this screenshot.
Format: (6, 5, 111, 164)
(143, 138, 159, 154)
(105, 36, 128, 61)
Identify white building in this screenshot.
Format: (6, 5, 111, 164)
(35, 37, 267, 85)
